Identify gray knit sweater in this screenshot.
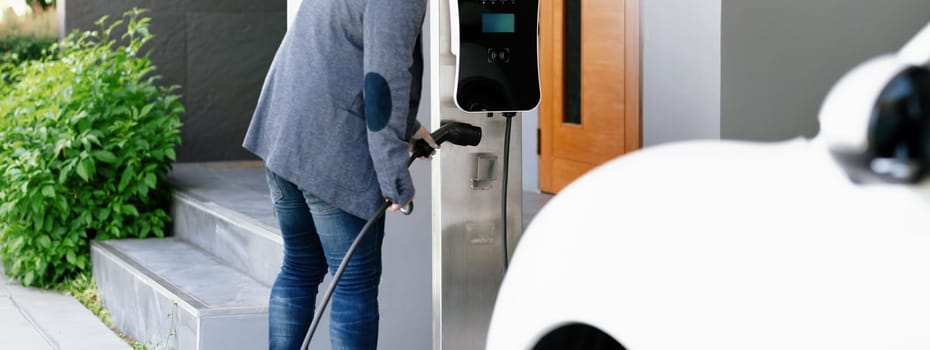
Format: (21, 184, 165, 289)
(243, 0, 426, 219)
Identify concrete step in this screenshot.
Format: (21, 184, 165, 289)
(91, 238, 270, 350)
(168, 162, 283, 286)
(165, 161, 336, 349)
(160, 160, 448, 349)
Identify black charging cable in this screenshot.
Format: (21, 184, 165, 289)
(300, 200, 388, 349)
(500, 112, 516, 271)
(300, 122, 481, 350)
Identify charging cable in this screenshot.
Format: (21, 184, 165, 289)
(500, 112, 516, 270)
(300, 199, 390, 350)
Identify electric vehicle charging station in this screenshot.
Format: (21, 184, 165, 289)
(282, 0, 539, 347)
(429, 0, 539, 349)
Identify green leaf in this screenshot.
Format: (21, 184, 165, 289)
(77, 211, 92, 226)
(84, 133, 101, 146)
(66, 251, 76, 265)
(77, 118, 92, 134)
(92, 150, 117, 164)
(0, 202, 14, 216)
(144, 173, 156, 189)
(76, 158, 91, 182)
(118, 166, 133, 192)
(122, 204, 138, 216)
(96, 207, 110, 221)
(53, 140, 68, 157)
(94, 15, 110, 28)
(139, 103, 153, 118)
(33, 213, 43, 231)
(37, 235, 51, 248)
(43, 215, 54, 232)
(139, 221, 151, 238)
(41, 185, 55, 198)
(58, 163, 72, 183)
(165, 148, 176, 161)
(56, 197, 68, 213)
(112, 106, 130, 116)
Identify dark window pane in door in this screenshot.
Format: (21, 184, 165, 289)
(563, 0, 582, 125)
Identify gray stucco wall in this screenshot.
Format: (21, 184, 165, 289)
(721, 0, 930, 141)
(60, 0, 286, 161)
(642, 0, 722, 147)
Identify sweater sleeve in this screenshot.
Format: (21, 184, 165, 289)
(363, 0, 427, 206)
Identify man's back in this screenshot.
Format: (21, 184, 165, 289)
(244, 0, 426, 219)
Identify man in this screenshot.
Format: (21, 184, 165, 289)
(242, 0, 436, 349)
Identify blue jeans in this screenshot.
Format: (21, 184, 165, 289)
(265, 169, 384, 350)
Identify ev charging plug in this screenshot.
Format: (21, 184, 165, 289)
(402, 121, 483, 214)
(411, 121, 483, 160)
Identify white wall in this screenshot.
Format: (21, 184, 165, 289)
(641, 0, 722, 147)
(521, 109, 539, 191)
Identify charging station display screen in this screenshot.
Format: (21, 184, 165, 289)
(482, 13, 515, 33)
(456, 0, 540, 112)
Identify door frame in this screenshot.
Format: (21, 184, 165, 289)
(538, 0, 641, 193)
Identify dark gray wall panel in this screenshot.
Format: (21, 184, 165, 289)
(61, 0, 148, 31)
(187, 0, 286, 13)
(147, 14, 188, 114)
(721, 0, 930, 141)
(147, 0, 188, 14)
(182, 12, 285, 161)
(63, 0, 286, 161)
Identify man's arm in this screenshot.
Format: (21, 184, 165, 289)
(363, 0, 427, 206)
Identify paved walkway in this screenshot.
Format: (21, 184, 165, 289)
(0, 266, 129, 350)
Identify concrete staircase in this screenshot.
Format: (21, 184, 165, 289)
(89, 161, 547, 349)
(91, 162, 335, 349)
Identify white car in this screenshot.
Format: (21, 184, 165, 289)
(487, 22, 930, 350)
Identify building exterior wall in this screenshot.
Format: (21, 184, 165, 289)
(721, 0, 930, 141)
(61, 0, 286, 161)
(642, 0, 722, 147)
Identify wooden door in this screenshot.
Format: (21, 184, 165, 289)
(539, 0, 641, 193)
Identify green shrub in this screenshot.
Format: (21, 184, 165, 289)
(0, 35, 57, 85)
(0, 35, 57, 64)
(0, 9, 183, 288)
